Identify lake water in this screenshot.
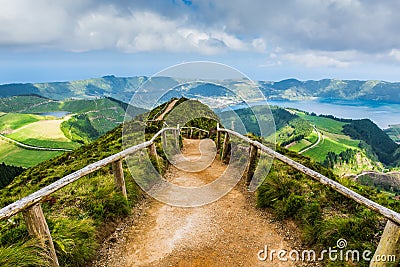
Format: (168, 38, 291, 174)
(228, 99, 400, 129)
(38, 111, 70, 118)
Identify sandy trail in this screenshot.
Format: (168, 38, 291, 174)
(93, 139, 297, 267)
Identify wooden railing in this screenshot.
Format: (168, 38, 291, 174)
(180, 126, 209, 139)
(1, 123, 399, 267)
(216, 124, 400, 267)
(0, 127, 178, 267)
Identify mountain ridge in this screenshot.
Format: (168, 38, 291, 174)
(1, 76, 400, 104)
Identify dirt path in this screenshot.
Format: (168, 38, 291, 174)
(93, 139, 299, 267)
(155, 99, 179, 121)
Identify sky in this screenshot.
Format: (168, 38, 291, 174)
(1, 0, 400, 84)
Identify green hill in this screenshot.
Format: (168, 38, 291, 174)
(343, 119, 400, 165)
(0, 97, 399, 266)
(384, 124, 400, 143)
(0, 97, 211, 266)
(0, 123, 145, 266)
(218, 105, 395, 174)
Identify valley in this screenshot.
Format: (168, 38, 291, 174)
(0, 95, 145, 168)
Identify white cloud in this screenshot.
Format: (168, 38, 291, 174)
(251, 38, 266, 53)
(0, 1, 262, 55)
(389, 49, 400, 62)
(282, 51, 353, 68)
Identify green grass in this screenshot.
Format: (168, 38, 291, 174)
(287, 131, 319, 153)
(0, 240, 51, 267)
(6, 117, 80, 150)
(256, 146, 400, 267)
(303, 136, 353, 162)
(384, 124, 400, 143)
(0, 139, 61, 167)
(297, 113, 347, 134)
(305, 131, 318, 143)
(289, 139, 312, 152)
(0, 124, 150, 266)
(0, 113, 44, 132)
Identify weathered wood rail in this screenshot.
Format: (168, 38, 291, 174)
(1, 122, 399, 266)
(180, 126, 209, 139)
(0, 127, 178, 267)
(216, 124, 400, 267)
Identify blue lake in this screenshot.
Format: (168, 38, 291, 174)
(38, 111, 70, 118)
(228, 99, 400, 129)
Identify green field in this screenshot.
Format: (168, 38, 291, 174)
(3, 114, 80, 149)
(0, 139, 61, 167)
(296, 112, 347, 134)
(0, 113, 44, 132)
(289, 139, 312, 152)
(305, 131, 318, 143)
(303, 135, 356, 162)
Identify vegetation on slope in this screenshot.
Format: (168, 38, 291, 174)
(385, 124, 400, 143)
(0, 162, 24, 189)
(0, 123, 147, 266)
(257, 145, 400, 266)
(0, 98, 176, 266)
(61, 114, 99, 144)
(0, 139, 61, 168)
(343, 119, 399, 165)
(0, 113, 44, 132)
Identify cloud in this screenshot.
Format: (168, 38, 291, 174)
(1, 0, 400, 65)
(390, 49, 400, 62)
(283, 51, 352, 68)
(0, 1, 264, 55)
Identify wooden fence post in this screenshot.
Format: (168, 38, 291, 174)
(246, 144, 258, 185)
(112, 160, 127, 199)
(23, 204, 59, 267)
(221, 132, 230, 161)
(190, 128, 193, 139)
(216, 131, 221, 152)
(149, 143, 157, 157)
(371, 220, 400, 266)
(162, 131, 167, 147)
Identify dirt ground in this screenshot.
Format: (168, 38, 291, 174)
(93, 139, 309, 267)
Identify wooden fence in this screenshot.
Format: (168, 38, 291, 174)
(216, 124, 400, 267)
(0, 127, 178, 267)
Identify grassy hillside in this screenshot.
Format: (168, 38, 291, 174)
(385, 124, 400, 143)
(257, 145, 400, 267)
(343, 119, 399, 165)
(0, 113, 44, 132)
(219, 105, 392, 174)
(0, 163, 24, 190)
(0, 97, 398, 266)
(0, 124, 148, 266)
(0, 96, 146, 168)
(0, 96, 146, 143)
(0, 113, 77, 167)
(0, 139, 61, 167)
(6, 117, 80, 150)
(0, 98, 179, 266)
(0, 95, 58, 113)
